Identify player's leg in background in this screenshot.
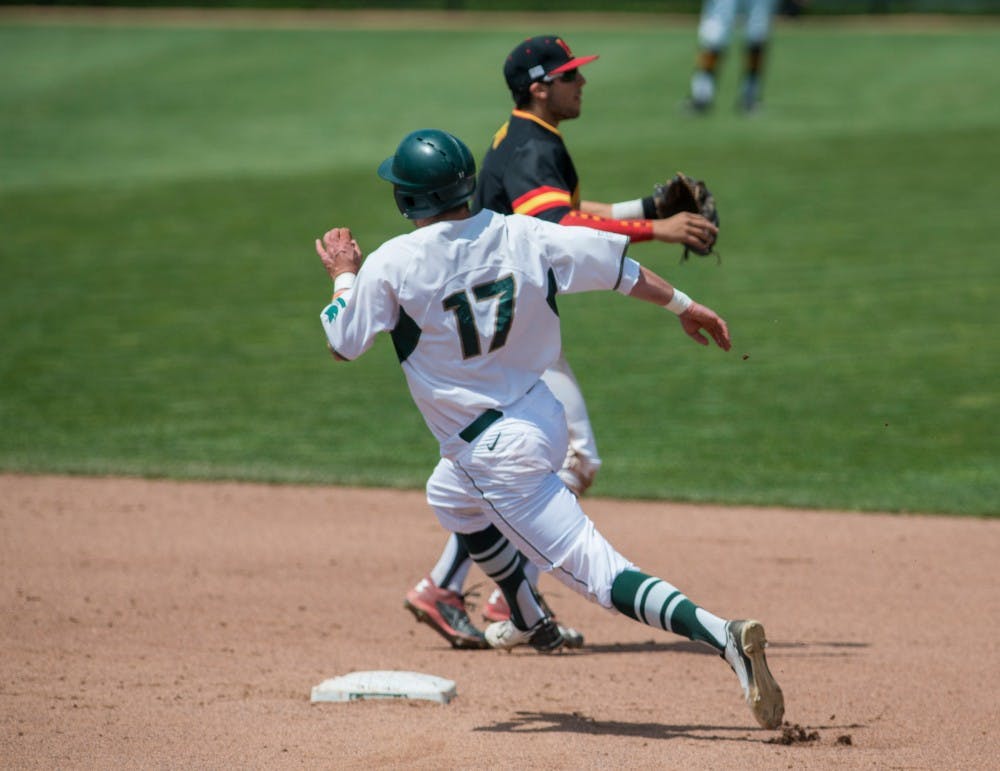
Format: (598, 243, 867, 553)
(428, 533, 473, 593)
(403, 533, 488, 649)
(402, 460, 505, 650)
(739, 0, 778, 112)
(689, 0, 738, 112)
(540, 353, 602, 497)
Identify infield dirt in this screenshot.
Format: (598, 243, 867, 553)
(2, 473, 997, 769)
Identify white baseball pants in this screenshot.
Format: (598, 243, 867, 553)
(698, 0, 777, 49)
(428, 381, 633, 608)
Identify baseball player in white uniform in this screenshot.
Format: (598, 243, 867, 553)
(315, 128, 784, 729)
(689, 0, 779, 112)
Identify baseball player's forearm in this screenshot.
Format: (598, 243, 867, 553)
(629, 265, 732, 350)
(559, 209, 654, 241)
(629, 265, 678, 307)
(562, 207, 716, 250)
(578, 192, 719, 251)
(316, 227, 366, 362)
(586, 197, 663, 222)
(579, 200, 611, 217)
(322, 273, 356, 361)
(580, 198, 663, 241)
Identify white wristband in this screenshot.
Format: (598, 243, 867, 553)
(611, 199, 645, 220)
(665, 288, 693, 315)
(333, 272, 356, 293)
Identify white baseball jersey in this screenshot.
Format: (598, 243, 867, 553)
(320, 209, 638, 445)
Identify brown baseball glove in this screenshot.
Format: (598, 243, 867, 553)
(652, 172, 720, 260)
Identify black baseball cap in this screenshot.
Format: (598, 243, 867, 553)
(503, 35, 599, 94)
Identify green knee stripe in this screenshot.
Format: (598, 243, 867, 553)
(659, 591, 681, 631)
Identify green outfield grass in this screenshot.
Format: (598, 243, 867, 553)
(1, 13, 997, 514)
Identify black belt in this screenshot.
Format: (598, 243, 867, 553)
(458, 408, 503, 443)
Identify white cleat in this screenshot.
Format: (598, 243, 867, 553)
(723, 619, 785, 729)
(483, 589, 585, 649)
(558, 624, 584, 649)
(485, 618, 565, 653)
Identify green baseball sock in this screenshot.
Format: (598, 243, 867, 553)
(611, 569, 727, 651)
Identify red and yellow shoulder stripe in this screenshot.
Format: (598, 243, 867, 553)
(512, 186, 572, 216)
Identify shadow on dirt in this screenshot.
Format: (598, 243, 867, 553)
(474, 710, 768, 741)
(569, 639, 870, 656)
(475, 711, 867, 743)
(572, 639, 715, 655)
(769, 639, 871, 657)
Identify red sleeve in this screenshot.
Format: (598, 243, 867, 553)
(558, 210, 654, 242)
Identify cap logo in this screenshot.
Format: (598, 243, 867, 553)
(528, 64, 545, 80)
(555, 38, 573, 57)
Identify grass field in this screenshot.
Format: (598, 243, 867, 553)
(1, 11, 997, 515)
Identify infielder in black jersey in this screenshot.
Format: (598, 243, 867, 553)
(403, 36, 722, 652)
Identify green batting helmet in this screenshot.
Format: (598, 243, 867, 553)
(377, 129, 476, 220)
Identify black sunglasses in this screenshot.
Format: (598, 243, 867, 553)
(546, 68, 579, 84)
